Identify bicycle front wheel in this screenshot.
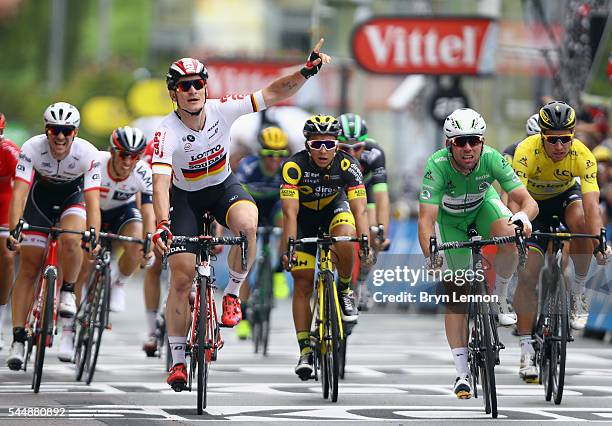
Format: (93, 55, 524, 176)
(324, 271, 341, 402)
(479, 300, 498, 418)
(545, 272, 568, 405)
(196, 282, 209, 415)
(33, 268, 56, 393)
(86, 269, 110, 385)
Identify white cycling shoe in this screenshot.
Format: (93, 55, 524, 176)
(109, 282, 126, 313)
(570, 292, 590, 330)
(495, 297, 517, 327)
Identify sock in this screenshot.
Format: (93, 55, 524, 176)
(114, 271, 130, 286)
(241, 302, 249, 322)
(146, 310, 157, 336)
(297, 330, 311, 356)
(61, 281, 75, 292)
(494, 274, 512, 298)
(61, 323, 75, 342)
(168, 336, 186, 366)
(451, 347, 470, 377)
(572, 272, 587, 295)
(0, 304, 7, 327)
(224, 269, 247, 296)
(519, 334, 535, 356)
(338, 276, 352, 294)
(13, 327, 27, 343)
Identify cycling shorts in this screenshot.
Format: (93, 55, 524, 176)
(436, 194, 511, 272)
(102, 202, 142, 234)
(22, 180, 86, 248)
(168, 173, 255, 256)
(528, 182, 582, 254)
(293, 193, 355, 271)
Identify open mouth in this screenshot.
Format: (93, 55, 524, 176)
(462, 154, 474, 161)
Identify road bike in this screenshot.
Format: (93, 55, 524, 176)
(531, 222, 606, 404)
(430, 225, 526, 418)
(250, 226, 282, 355)
(6, 219, 94, 393)
(74, 231, 151, 384)
(287, 233, 368, 402)
(164, 212, 247, 414)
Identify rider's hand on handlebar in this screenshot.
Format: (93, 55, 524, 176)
(152, 220, 172, 253)
(596, 244, 612, 266)
(281, 252, 296, 271)
(373, 237, 391, 252)
(6, 234, 20, 251)
(424, 255, 443, 275)
(509, 211, 532, 237)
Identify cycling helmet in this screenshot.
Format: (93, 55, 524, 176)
(44, 102, 80, 128)
(593, 145, 612, 163)
(258, 126, 288, 150)
(443, 108, 486, 138)
(0, 113, 5, 130)
(525, 113, 541, 136)
(110, 126, 147, 154)
(338, 113, 369, 143)
(538, 101, 576, 131)
(166, 58, 208, 90)
(303, 115, 341, 138)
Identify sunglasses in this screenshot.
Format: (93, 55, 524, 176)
(307, 139, 337, 151)
(260, 149, 289, 158)
(113, 149, 140, 160)
(46, 125, 76, 137)
(450, 135, 484, 148)
(176, 78, 205, 92)
(338, 142, 365, 152)
(542, 133, 573, 145)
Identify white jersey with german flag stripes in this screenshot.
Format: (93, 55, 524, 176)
(151, 91, 266, 191)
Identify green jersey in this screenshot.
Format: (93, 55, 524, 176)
(419, 145, 522, 215)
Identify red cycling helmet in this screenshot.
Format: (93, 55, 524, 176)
(166, 58, 208, 90)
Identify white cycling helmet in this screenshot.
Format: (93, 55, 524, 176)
(443, 108, 486, 138)
(43, 102, 80, 128)
(525, 113, 541, 136)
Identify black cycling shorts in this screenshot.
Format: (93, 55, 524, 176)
(168, 173, 255, 256)
(528, 182, 582, 254)
(101, 202, 142, 234)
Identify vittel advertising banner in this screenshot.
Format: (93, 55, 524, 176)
(351, 16, 498, 75)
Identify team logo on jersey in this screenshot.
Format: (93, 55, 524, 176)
(420, 189, 431, 200)
(187, 135, 195, 142)
(182, 145, 226, 181)
(340, 158, 351, 171)
(424, 170, 434, 180)
(282, 162, 302, 186)
(113, 191, 135, 201)
(478, 181, 490, 192)
(518, 156, 528, 167)
(586, 159, 595, 169)
(554, 169, 571, 179)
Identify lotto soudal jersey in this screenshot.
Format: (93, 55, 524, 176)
(151, 91, 266, 191)
(15, 134, 101, 192)
(98, 151, 153, 211)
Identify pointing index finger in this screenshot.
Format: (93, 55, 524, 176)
(313, 38, 324, 53)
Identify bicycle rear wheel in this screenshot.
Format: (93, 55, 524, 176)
(33, 268, 56, 393)
(196, 282, 209, 415)
(86, 269, 110, 385)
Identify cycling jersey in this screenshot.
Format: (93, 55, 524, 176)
(512, 135, 598, 200)
(235, 155, 282, 200)
(151, 91, 266, 191)
(98, 151, 153, 211)
(419, 145, 522, 215)
(359, 140, 387, 193)
(15, 135, 101, 193)
(280, 150, 366, 210)
(502, 141, 520, 163)
(0, 139, 19, 230)
(143, 140, 154, 167)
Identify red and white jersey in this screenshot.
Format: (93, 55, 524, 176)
(0, 138, 19, 191)
(151, 91, 265, 191)
(143, 140, 155, 167)
(98, 151, 153, 211)
(15, 135, 101, 191)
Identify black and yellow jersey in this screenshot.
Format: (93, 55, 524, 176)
(280, 150, 366, 210)
(512, 134, 599, 200)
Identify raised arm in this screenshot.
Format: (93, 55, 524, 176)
(262, 38, 331, 107)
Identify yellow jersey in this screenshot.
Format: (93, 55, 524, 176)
(512, 135, 599, 201)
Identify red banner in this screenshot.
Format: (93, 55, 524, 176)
(351, 17, 497, 75)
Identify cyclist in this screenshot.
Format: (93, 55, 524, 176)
(501, 113, 541, 207)
(418, 108, 538, 399)
(0, 112, 20, 350)
(6, 102, 101, 370)
(152, 39, 332, 391)
(511, 101, 611, 382)
(337, 113, 390, 251)
(279, 115, 372, 380)
(234, 125, 288, 340)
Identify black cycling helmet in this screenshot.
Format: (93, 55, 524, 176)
(110, 126, 147, 154)
(538, 101, 576, 131)
(303, 115, 341, 138)
(338, 113, 369, 143)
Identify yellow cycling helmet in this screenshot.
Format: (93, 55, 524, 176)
(593, 145, 612, 163)
(258, 126, 288, 151)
